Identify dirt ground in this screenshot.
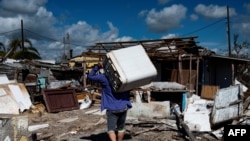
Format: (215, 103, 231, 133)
(23, 103, 222, 141)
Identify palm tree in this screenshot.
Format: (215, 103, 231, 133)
(5, 38, 41, 60)
(12, 46, 41, 59)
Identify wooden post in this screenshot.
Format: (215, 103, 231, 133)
(178, 54, 183, 84)
(232, 62, 235, 85)
(82, 58, 87, 88)
(21, 19, 24, 50)
(196, 58, 199, 95)
(189, 55, 192, 90)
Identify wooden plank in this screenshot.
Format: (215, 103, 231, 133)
(201, 85, 219, 100)
(190, 70, 197, 88)
(181, 70, 189, 85)
(171, 69, 196, 90)
(173, 105, 196, 141)
(211, 85, 243, 125)
(170, 69, 177, 82)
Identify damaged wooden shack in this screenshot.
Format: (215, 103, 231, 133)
(1, 36, 250, 140)
(82, 36, 250, 139)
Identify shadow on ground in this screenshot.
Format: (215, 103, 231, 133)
(80, 132, 133, 141)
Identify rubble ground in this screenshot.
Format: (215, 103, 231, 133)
(25, 103, 222, 141)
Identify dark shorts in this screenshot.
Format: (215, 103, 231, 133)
(106, 108, 128, 133)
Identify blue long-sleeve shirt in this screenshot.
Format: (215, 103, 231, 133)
(87, 65, 132, 111)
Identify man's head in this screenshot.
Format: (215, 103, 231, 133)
(98, 61, 103, 68)
(98, 61, 105, 74)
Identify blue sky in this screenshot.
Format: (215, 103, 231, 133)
(0, 0, 250, 60)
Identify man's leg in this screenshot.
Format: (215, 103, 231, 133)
(107, 111, 118, 141)
(108, 131, 116, 141)
(117, 130, 125, 141)
(116, 111, 128, 141)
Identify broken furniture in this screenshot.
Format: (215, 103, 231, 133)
(42, 88, 79, 113)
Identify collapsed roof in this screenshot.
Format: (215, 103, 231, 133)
(82, 36, 214, 60)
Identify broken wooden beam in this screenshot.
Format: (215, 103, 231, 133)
(173, 105, 196, 141)
(132, 125, 159, 136)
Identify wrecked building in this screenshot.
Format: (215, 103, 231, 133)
(1, 36, 250, 141)
(83, 36, 250, 97)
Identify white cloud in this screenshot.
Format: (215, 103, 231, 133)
(242, 23, 250, 29)
(100, 21, 119, 42)
(0, 0, 47, 17)
(198, 41, 228, 55)
(210, 48, 219, 53)
(48, 41, 63, 50)
(66, 21, 99, 44)
(190, 14, 198, 21)
(33, 41, 63, 60)
(230, 10, 250, 42)
(195, 4, 237, 19)
(161, 33, 178, 39)
(145, 4, 187, 33)
(0, 1, 56, 40)
(114, 36, 134, 42)
(0, 0, 134, 60)
(3, 1, 247, 60)
(138, 10, 148, 17)
(233, 22, 250, 41)
(25, 7, 57, 37)
(59, 21, 134, 59)
(65, 21, 122, 44)
(0, 17, 21, 32)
